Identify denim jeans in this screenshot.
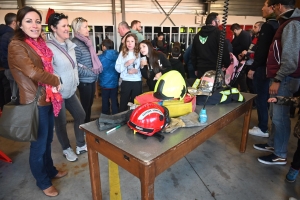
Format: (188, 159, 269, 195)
(29, 105, 58, 190)
(268, 76, 300, 158)
(101, 88, 119, 115)
(78, 82, 95, 123)
(55, 93, 86, 150)
(252, 67, 270, 132)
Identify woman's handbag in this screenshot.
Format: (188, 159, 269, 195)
(0, 85, 41, 142)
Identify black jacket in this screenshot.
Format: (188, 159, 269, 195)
(140, 52, 172, 91)
(169, 58, 185, 79)
(231, 30, 252, 59)
(191, 26, 231, 77)
(250, 19, 279, 71)
(0, 24, 14, 69)
(151, 38, 169, 56)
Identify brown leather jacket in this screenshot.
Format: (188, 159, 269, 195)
(8, 40, 60, 106)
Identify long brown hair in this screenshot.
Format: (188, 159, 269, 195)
(13, 6, 42, 41)
(122, 33, 139, 58)
(140, 40, 161, 74)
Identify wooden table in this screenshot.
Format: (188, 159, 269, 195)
(80, 93, 256, 200)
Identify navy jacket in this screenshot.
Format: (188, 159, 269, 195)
(0, 24, 14, 69)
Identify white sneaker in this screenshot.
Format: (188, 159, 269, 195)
(76, 144, 87, 155)
(63, 147, 78, 162)
(249, 126, 269, 137)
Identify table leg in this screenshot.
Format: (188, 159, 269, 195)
(140, 164, 155, 200)
(240, 100, 253, 153)
(86, 133, 102, 200)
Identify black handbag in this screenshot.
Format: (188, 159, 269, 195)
(0, 84, 41, 142)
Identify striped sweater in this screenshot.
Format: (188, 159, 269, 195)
(71, 37, 97, 83)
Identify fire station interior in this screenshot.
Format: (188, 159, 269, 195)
(1, 0, 300, 199)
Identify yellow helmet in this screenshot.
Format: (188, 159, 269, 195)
(154, 70, 186, 100)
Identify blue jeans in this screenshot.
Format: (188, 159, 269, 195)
(268, 77, 300, 158)
(29, 105, 58, 190)
(55, 93, 86, 150)
(101, 88, 119, 115)
(252, 67, 270, 132)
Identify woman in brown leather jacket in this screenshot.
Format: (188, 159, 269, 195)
(8, 6, 67, 197)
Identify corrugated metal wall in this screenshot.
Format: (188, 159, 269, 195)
(0, 0, 265, 16)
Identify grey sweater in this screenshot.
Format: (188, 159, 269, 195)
(47, 34, 79, 99)
(71, 37, 97, 83)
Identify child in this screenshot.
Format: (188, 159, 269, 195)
(139, 40, 172, 91)
(169, 46, 186, 79)
(268, 96, 300, 182)
(98, 39, 119, 114)
(115, 33, 142, 112)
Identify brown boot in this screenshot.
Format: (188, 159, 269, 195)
(43, 186, 58, 197)
(54, 170, 68, 179)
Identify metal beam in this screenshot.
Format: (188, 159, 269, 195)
(17, 0, 25, 9)
(121, 0, 125, 21)
(112, 0, 117, 50)
(154, 0, 182, 26)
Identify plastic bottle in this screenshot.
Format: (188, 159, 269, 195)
(199, 108, 208, 123)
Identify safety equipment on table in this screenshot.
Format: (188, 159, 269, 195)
(196, 87, 245, 105)
(154, 70, 186, 100)
(97, 110, 132, 131)
(134, 91, 196, 118)
(195, 70, 224, 96)
(127, 102, 170, 136)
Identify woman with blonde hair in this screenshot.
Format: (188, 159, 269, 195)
(71, 17, 102, 123)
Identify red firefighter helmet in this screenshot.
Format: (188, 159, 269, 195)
(127, 102, 170, 136)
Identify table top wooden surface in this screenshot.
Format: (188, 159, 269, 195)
(80, 93, 256, 163)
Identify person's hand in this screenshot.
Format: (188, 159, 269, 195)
(140, 59, 148, 66)
(127, 68, 138, 74)
(153, 72, 162, 80)
(247, 70, 255, 79)
(52, 85, 60, 93)
(125, 59, 135, 67)
(242, 50, 247, 55)
(269, 82, 280, 95)
(268, 97, 277, 103)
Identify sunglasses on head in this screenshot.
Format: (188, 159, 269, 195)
(53, 13, 65, 20)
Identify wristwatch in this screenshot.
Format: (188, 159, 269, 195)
(273, 78, 281, 83)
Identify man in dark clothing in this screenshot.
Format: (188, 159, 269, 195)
(118, 21, 131, 52)
(151, 32, 169, 56)
(191, 12, 231, 78)
(255, 0, 300, 165)
(230, 23, 252, 92)
(169, 46, 185, 79)
(248, 1, 279, 138)
(0, 13, 16, 109)
(231, 23, 252, 59)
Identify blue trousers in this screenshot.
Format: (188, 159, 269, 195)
(268, 77, 300, 158)
(101, 87, 119, 115)
(29, 105, 58, 190)
(252, 67, 270, 132)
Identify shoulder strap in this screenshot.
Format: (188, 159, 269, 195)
(47, 40, 76, 69)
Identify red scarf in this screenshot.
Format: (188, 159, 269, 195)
(25, 37, 62, 117)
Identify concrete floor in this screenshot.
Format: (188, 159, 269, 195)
(1, 92, 300, 200)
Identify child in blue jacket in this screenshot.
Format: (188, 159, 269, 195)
(98, 39, 119, 114)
